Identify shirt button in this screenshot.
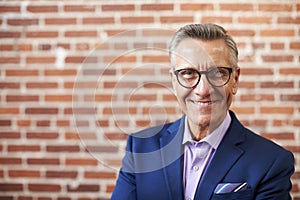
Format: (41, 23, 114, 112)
(193, 166, 199, 171)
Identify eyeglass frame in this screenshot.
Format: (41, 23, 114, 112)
(173, 67, 233, 88)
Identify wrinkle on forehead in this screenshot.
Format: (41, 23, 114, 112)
(173, 38, 229, 70)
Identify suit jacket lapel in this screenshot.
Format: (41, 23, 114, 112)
(194, 113, 245, 200)
(159, 117, 185, 200)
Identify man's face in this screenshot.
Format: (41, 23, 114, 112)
(170, 38, 240, 135)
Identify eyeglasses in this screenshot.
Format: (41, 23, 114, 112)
(173, 67, 233, 88)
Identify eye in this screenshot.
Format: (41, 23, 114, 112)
(179, 69, 198, 79)
(208, 67, 227, 78)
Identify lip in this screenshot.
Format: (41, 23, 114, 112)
(190, 99, 219, 106)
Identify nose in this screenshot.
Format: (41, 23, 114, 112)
(193, 75, 211, 96)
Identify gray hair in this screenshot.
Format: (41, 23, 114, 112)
(169, 23, 238, 68)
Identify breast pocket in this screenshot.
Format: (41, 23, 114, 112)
(211, 189, 253, 200)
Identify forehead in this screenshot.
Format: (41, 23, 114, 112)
(173, 38, 231, 69)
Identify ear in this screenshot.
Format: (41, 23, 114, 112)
(232, 67, 240, 95)
(169, 69, 177, 96)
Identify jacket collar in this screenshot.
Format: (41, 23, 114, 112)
(159, 116, 185, 200)
(194, 111, 246, 200)
(160, 111, 246, 200)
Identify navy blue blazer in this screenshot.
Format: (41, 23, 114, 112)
(111, 111, 294, 200)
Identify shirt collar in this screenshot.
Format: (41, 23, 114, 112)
(182, 111, 231, 150)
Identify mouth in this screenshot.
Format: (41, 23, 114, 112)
(191, 100, 219, 106)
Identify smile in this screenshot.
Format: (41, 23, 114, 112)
(191, 100, 219, 106)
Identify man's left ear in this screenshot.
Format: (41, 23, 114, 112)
(232, 67, 240, 95)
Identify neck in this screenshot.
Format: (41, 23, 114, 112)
(188, 113, 227, 142)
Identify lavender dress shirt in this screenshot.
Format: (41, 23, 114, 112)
(182, 111, 232, 200)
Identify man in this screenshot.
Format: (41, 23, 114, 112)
(111, 24, 294, 200)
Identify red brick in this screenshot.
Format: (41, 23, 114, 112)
(0, 82, 20, 89)
(0, 107, 19, 114)
(0, 44, 14, 50)
(180, 3, 213, 10)
(231, 107, 255, 114)
(238, 81, 255, 89)
(28, 184, 61, 192)
(258, 4, 293, 12)
(45, 95, 73, 102)
(82, 17, 114, 24)
(278, 17, 300, 24)
(0, 183, 23, 191)
(18, 44, 32, 51)
(26, 82, 58, 88)
(25, 108, 58, 115)
(260, 107, 294, 114)
(104, 55, 136, 63)
(260, 81, 294, 88)
(290, 42, 300, 49)
(163, 94, 177, 101)
(17, 120, 31, 127)
(26, 31, 58, 38)
(84, 171, 116, 179)
(65, 31, 97, 37)
(160, 16, 193, 23)
(46, 171, 77, 178)
(141, 4, 174, 10)
(262, 55, 293, 62)
(56, 120, 70, 127)
(220, 3, 253, 11)
(45, 18, 77, 25)
(0, 31, 21, 38)
(281, 94, 300, 102)
(142, 55, 169, 62)
(260, 29, 295, 37)
(64, 5, 95, 12)
(44, 69, 77, 76)
(0, 157, 22, 164)
(26, 56, 55, 63)
(0, 6, 20, 12)
(121, 17, 154, 24)
(6, 70, 38, 76)
(8, 145, 40, 152)
(85, 145, 118, 153)
(202, 16, 233, 23)
(0, 132, 20, 139)
(36, 120, 50, 127)
(228, 29, 255, 37)
(65, 158, 98, 166)
(7, 95, 39, 102)
(0, 57, 20, 63)
(106, 184, 115, 193)
(238, 17, 272, 24)
(27, 5, 58, 12)
(125, 94, 157, 101)
(0, 120, 11, 126)
(46, 145, 80, 152)
(26, 132, 59, 139)
(270, 43, 285, 50)
(240, 94, 274, 101)
(9, 170, 40, 178)
(104, 133, 128, 140)
(102, 4, 135, 11)
(241, 68, 273, 75)
(67, 184, 100, 192)
(27, 158, 60, 165)
(64, 107, 95, 115)
(279, 68, 300, 75)
(7, 19, 39, 26)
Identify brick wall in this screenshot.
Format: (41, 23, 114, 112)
(0, 1, 299, 199)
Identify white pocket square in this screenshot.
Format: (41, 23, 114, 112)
(214, 182, 248, 194)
